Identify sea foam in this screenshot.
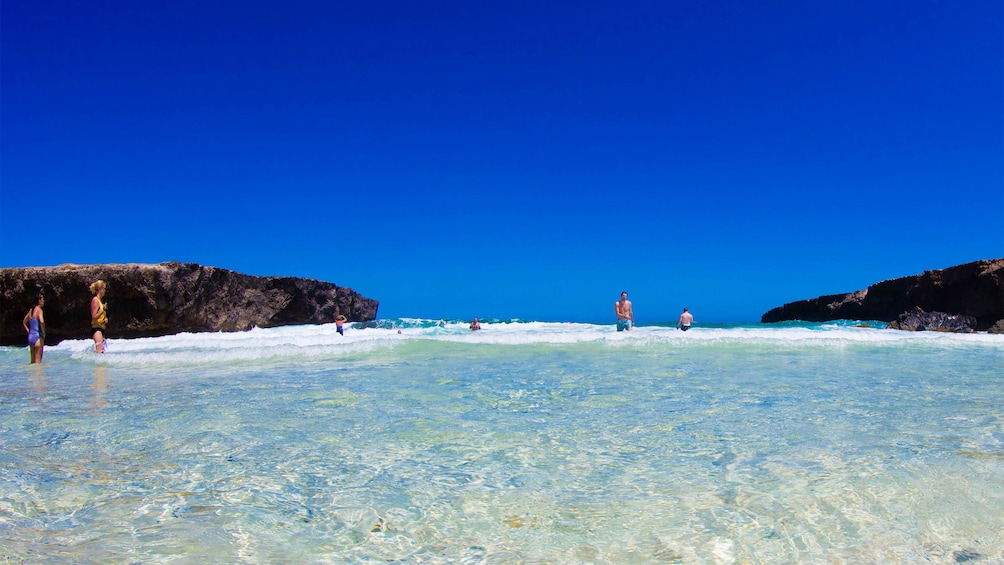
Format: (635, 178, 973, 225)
(36, 319, 1004, 367)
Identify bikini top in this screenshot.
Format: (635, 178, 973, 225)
(94, 299, 108, 325)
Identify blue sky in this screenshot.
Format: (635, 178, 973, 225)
(2, 1, 1001, 323)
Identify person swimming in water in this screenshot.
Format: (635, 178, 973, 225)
(335, 314, 347, 336)
(470, 318, 481, 331)
(90, 280, 108, 353)
(22, 293, 46, 363)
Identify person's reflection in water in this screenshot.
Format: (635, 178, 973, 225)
(29, 364, 46, 402)
(92, 365, 108, 409)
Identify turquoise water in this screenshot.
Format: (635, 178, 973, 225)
(1, 320, 1002, 563)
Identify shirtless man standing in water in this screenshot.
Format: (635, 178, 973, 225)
(615, 291, 633, 331)
(677, 307, 694, 331)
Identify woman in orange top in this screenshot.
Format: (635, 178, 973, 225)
(90, 280, 108, 353)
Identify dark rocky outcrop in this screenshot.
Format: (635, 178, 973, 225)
(761, 259, 1004, 330)
(0, 262, 379, 345)
(989, 320, 1004, 335)
(886, 308, 977, 333)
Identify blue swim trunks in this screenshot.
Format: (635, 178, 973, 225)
(617, 319, 631, 332)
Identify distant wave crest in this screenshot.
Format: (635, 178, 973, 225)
(17, 318, 1001, 368)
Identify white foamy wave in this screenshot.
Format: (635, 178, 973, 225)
(43, 320, 1004, 366)
(57, 323, 401, 366)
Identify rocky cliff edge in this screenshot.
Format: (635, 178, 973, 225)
(1, 262, 379, 345)
(760, 259, 1004, 330)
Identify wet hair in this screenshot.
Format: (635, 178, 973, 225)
(90, 280, 106, 294)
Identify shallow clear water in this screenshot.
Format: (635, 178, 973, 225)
(1, 320, 1002, 563)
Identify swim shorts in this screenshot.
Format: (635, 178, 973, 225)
(680, 325, 691, 331)
(617, 319, 631, 332)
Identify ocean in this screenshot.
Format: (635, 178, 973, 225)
(1, 319, 1001, 564)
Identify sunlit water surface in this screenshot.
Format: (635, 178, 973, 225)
(1, 320, 1002, 563)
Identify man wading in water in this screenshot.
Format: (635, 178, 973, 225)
(615, 291, 634, 331)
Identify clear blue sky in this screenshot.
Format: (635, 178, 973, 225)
(2, 1, 1001, 323)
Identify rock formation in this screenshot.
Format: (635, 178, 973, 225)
(761, 259, 1004, 331)
(886, 308, 977, 333)
(0, 262, 379, 345)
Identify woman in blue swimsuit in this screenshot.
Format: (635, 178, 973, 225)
(22, 293, 46, 364)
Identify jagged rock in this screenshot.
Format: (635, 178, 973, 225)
(761, 259, 1004, 331)
(886, 307, 977, 332)
(989, 320, 1004, 334)
(0, 262, 378, 345)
